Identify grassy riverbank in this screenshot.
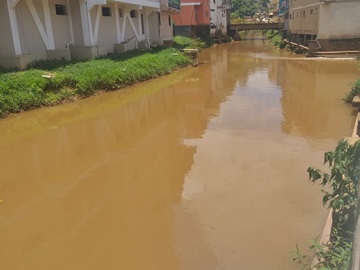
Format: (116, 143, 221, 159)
(0, 48, 191, 118)
(266, 30, 286, 49)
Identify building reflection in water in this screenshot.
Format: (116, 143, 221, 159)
(0, 46, 234, 270)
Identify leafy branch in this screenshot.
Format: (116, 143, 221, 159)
(294, 139, 360, 269)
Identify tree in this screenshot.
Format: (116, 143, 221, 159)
(231, 0, 270, 19)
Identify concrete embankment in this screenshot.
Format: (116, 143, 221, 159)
(351, 111, 360, 270)
(313, 104, 360, 269)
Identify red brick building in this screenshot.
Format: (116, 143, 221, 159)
(172, 0, 211, 36)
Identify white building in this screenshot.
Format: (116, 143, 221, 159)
(0, 0, 179, 69)
(209, 0, 231, 37)
(289, 0, 360, 51)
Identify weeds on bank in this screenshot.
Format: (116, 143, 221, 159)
(293, 139, 360, 269)
(344, 79, 360, 103)
(173, 36, 205, 50)
(266, 30, 286, 49)
(293, 231, 352, 270)
(0, 48, 190, 118)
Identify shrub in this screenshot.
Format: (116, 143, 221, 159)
(173, 36, 208, 50)
(344, 79, 360, 103)
(294, 139, 360, 269)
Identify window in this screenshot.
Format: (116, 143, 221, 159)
(55, 4, 66, 16)
(119, 8, 123, 17)
(168, 15, 171, 26)
(158, 13, 161, 25)
(310, 9, 313, 15)
(315, 7, 317, 14)
(130, 10, 137, 18)
(102, 7, 111, 17)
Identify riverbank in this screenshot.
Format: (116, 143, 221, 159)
(0, 48, 191, 119)
(295, 81, 360, 270)
(267, 31, 360, 58)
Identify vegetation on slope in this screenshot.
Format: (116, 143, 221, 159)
(266, 30, 286, 48)
(344, 79, 360, 103)
(231, 0, 270, 19)
(0, 48, 190, 118)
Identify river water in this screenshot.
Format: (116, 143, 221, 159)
(0, 41, 359, 270)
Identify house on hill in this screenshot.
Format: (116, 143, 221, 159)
(0, 0, 180, 69)
(289, 0, 360, 51)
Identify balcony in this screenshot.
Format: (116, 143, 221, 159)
(222, 0, 232, 9)
(160, 0, 180, 13)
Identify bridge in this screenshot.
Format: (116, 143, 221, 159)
(229, 22, 284, 40)
(229, 22, 284, 31)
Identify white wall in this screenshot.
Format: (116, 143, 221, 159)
(318, 2, 360, 39)
(49, 0, 72, 49)
(159, 12, 173, 42)
(148, 12, 160, 44)
(90, 4, 118, 53)
(0, 1, 16, 56)
(17, 0, 46, 56)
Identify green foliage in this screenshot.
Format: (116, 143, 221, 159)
(197, 34, 215, 47)
(0, 49, 191, 117)
(173, 36, 208, 50)
(267, 30, 286, 49)
(293, 230, 352, 270)
(27, 58, 77, 71)
(308, 139, 360, 235)
(344, 79, 360, 103)
(294, 139, 360, 269)
(231, 0, 270, 18)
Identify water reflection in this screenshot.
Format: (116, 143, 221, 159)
(0, 46, 234, 270)
(0, 41, 359, 270)
(276, 59, 358, 139)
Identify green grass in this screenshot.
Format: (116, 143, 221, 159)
(0, 48, 191, 118)
(266, 30, 286, 49)
(173, 35, 212, 50)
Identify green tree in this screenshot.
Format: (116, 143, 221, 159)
(231, 0, 269, 18)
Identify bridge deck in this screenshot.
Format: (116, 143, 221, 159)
(229, 23, 284, 31)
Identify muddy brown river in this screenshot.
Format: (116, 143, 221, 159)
(0, 41, 359, 270)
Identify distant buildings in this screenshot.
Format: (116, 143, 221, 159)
(172, 0, 231, 37)
(0, 0, 180, 69)
(269, 0, 279, 20)
(287, 0, 360, 51)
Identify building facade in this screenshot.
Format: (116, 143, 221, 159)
(209, 0, 231, 37)
(172, 0, 231, 37)
(172, 0, 210, 36)
(0, 0, 179, 69)
(289, 0, 360, 50)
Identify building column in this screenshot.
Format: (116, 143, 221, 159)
(25, 0, 55, 50)
(6, 0, 22, 55)
(79, 0, 91, 46)
(144, 10, 151, 41)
